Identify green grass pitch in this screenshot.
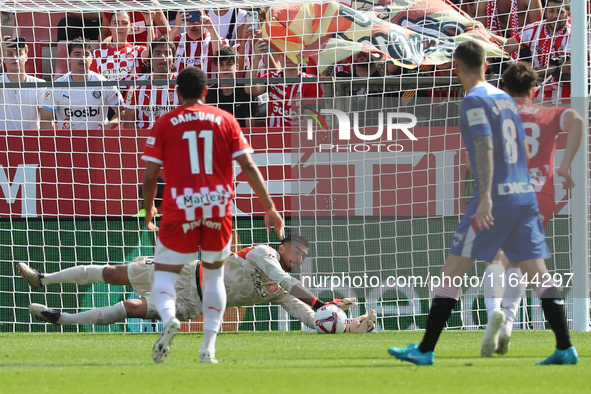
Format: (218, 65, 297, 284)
(1, 331, 589, 393)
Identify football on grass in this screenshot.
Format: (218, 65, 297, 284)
(314, 305, 346, 334)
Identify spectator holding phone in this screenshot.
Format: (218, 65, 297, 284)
(236, 10, 280, 78)
(169, 10, 223, 77)
(249, 49, 324, 128)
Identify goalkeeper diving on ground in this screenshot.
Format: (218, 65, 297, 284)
(19, 235, 376, 334)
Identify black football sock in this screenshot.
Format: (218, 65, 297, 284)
(418, 297, 457, 353)
(540, 286, 572, 351)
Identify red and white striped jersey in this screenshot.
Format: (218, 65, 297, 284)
(123, 73, 179, 129)
(103, 11, 156, 45)
(517, 20, 572, 98)
(486, 0, 519, 59)
(518, 102, 570, 198)
(90, 43, 148, 81)
(173, 32, 215, 76)
(517, 20, 571, 69)
(261, 71, 324, 128)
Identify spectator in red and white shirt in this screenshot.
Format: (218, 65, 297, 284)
(237, 25, 280, 79)
(250, 52, 324, 128)
(102, 9, 170, 46)
(91, 11, 149, 82)
(473, 0, 542, 39)
(123, 37, 178, 130)
(495, 0, 578, 101)
(169, 10, 223, 77)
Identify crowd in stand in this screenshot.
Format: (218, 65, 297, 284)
(0, 0, 578, 131)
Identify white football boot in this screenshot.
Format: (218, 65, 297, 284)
(496, 320, 513, 355)
(200, 350, 218, 364)
(18, 263, 44, 289)
(29, 303, 61, 324)
(152, 318, 180, 363)
(481, 309, 505, 357)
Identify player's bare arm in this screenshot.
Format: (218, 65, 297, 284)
(142, 161, 161, 231)
(556, 109, 584, 189)
(244, 40, 268, 96)
(235, 152, 284, 238)
(152, 9, 171, 37)
(493, 35, 520, 53)
(105, 107, 121, 129)
(519, 0, 543, 26)
(39, 108, 55, 129)
(201, 13, 221, 56)
(471, 135, 494, 230)
(123, 105, 137, 129)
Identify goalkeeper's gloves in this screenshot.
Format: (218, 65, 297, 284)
(345, 310, 377, 333)
(324, 298, 356, 312)
(312, 297, 356, 311)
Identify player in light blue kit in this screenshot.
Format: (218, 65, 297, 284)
(387, 41, 577, 366)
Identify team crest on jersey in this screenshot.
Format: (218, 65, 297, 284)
(93, 91, 101, 99)
(452, 232, 464, 247)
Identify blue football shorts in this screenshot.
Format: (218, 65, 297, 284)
(449, 200, 550, 263)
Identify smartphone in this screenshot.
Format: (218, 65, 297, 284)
(246, 11, 259, 30)
(187, 10, 201, 23)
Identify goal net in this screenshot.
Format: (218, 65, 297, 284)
(0, 0, 589, 333)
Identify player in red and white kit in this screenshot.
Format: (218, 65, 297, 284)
(142, 67, 283, 364)
(480, 61, 583, 357)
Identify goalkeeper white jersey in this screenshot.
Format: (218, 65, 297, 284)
(0, 74, 47, 130)
(43, 71, 122, 129)
(130, 246, 315, 327)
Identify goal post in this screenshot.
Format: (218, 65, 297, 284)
(568, 0, 590, 333)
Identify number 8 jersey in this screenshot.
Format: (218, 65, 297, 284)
(142, 104, 253, 222)
(460, 82, 536, 207)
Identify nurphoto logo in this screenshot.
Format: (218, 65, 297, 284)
(305, 109, 418, 152)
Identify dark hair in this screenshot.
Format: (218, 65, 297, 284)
(68, 37, 95, 56)
(149, 36, 177, 72)
(281, 234, 309, 248)
(454, 41, 485, 72)
(502, 62, 537, 96)
(213, 45, 236, 66)
(109, 11, 130, 23)
(176, 67, 207, 99)
(547, 0, 570, 12)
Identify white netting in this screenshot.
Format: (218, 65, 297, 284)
(1, 0, 589, 333)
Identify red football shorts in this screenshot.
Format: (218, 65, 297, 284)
(536, 193, 556, 229)
(157, 215, 233, 255)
